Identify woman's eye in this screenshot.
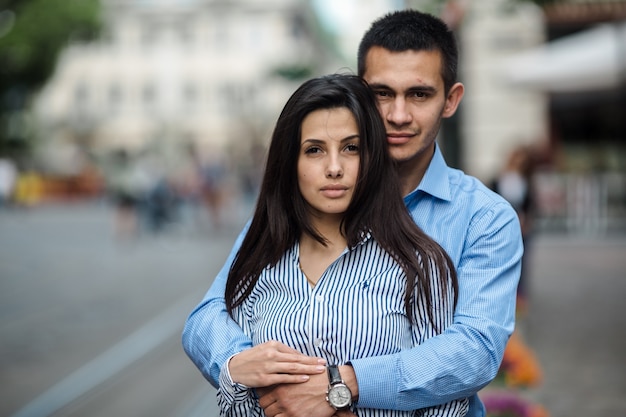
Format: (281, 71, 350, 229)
(304, 146, 322, 154)
(345, 144, 359, 152)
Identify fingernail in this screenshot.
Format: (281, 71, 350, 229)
(316, 365, 326, 371)
(317, 358, 327, 364)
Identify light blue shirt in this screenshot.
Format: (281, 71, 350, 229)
(218, 238, 468, 417)
(183, 144, 523, 417)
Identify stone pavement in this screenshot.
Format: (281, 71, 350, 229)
(0, 199, 250, 417)
(519, 233, 626, 417)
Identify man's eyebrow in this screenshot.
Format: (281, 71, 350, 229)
(406, 85, 437, 94)
(367, 83, 438, 94)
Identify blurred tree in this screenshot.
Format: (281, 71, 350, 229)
(0, 0, 101, 157)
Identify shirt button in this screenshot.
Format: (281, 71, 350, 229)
(314, 338, 323, 347)
(315, 294, 324, 303)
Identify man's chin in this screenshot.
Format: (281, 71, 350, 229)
(389, 144, 433, 166)
(389, 147, 415, 163)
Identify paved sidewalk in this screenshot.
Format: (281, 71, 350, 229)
(520, 233, 626, 417)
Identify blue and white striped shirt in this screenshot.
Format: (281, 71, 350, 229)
(218, 237, 468, 417)
(183, 144, 523, 417)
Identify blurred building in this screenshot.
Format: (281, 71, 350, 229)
(32, 0, 626, 232)
(33, 0, 337, 174)
(499, 0, 626, 234)
(411, 0, 626, 234)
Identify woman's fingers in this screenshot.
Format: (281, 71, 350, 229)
(228, 341, 326, 387)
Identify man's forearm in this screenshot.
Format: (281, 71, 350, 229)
(182, 223, 253, 386)
(350, 318, 508, 410)
(182, 296, 254, 386)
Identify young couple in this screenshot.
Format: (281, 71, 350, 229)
(183, 9, 523, 417)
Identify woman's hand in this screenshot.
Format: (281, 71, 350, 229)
(228, 340, 326, 388)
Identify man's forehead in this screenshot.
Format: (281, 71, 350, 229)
(363, 48, 444, 91)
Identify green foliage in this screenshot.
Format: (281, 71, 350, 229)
(0, 0, 101, 155)
(272, 65, 314, 81)
(0, 0, 101, 94)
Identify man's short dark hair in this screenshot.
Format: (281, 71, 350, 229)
(357, 9, 459, 94)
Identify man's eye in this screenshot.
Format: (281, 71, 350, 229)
(410, 91, 428, 99)
(374, 90, 391, 98)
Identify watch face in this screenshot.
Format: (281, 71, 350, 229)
(328, 384, 352, 408)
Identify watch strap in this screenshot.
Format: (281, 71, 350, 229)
(327, 365, 342, 385)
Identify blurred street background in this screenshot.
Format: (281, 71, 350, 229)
(1, 0, 625, 416)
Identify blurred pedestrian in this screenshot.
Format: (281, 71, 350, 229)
(0, 157, 17, 208)
(106, 149, 151, 239)
(187, 144, 228, 230)
(144, 176, 179, 233)
(491, 145, 536, 310)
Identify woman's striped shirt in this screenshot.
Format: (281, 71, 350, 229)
(218, 235, 468, 417)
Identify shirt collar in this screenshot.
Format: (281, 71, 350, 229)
(405, 143, 452, 202)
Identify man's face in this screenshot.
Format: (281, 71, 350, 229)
(363, 46, 463, 175)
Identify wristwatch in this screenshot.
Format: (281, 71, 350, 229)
(326, 365, 352, 410)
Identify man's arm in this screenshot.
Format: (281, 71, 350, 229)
(345, 204, 522, 409)
(260, 203, 522, 413)
(182, 224, 252, 387)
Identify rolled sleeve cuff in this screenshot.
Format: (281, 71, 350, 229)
(219, 353, 253, 406)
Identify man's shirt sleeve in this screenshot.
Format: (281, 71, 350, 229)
(182, 222, 253, 387)
(351, 202, 523, 410)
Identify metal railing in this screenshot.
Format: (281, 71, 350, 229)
(533, 172, 626, 235)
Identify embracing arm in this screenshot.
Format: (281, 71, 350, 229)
(352, 204, 523, 410)
(182, 223, 252, 387)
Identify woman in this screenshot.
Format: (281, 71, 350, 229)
(218, 74, 468, 417)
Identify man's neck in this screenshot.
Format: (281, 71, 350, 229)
(396, 146, 436, 196)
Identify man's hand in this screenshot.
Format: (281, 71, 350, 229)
(258, 372, 335, 417)
(229, 340, 326, 388)
(258, 364, 359, 417)
(334, 411, 358, 417)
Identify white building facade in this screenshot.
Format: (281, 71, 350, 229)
(34, 0, 548, 182)
(34, 0, 333, 174)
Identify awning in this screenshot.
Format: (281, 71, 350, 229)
(503, 21, 626, 93)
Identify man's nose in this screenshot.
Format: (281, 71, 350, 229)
(386, 98, 412, 126)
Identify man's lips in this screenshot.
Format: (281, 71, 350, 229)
(387, 133, 414, 145)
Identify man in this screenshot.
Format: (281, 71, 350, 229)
(183, 9, 522, 417)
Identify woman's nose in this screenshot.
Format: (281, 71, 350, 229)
(326, 156, 343, 178)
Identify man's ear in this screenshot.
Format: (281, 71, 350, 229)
(442, 82, 464, 118)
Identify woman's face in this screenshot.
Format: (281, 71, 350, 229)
(297, 107, 360, 220)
